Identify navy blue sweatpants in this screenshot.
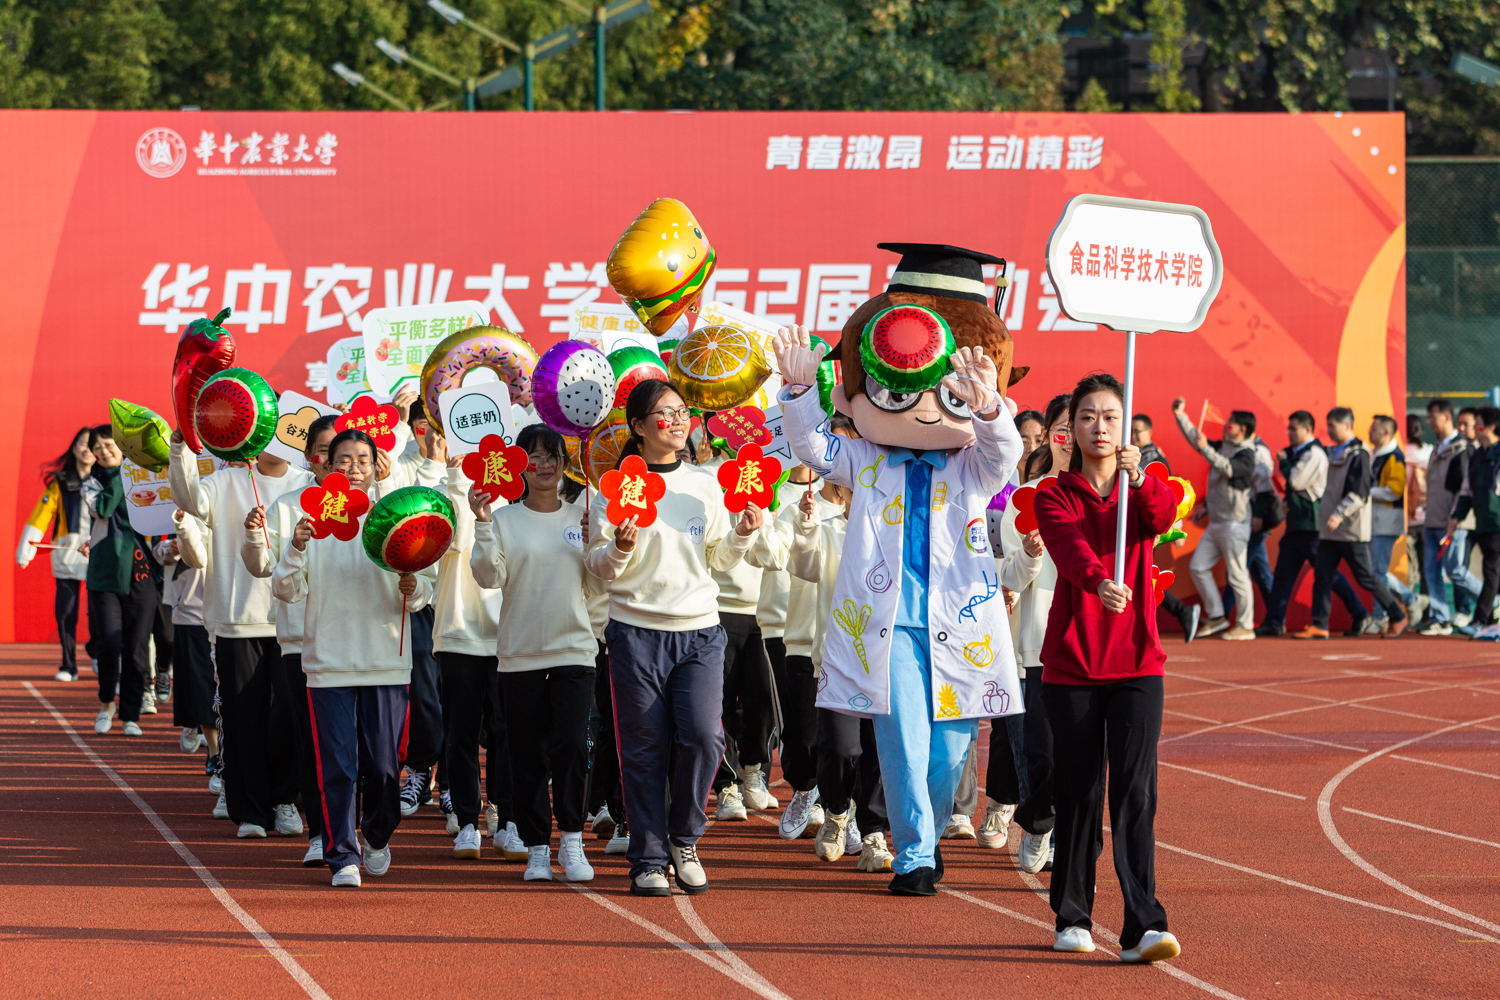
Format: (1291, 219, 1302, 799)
(307, 684, 409, 873)
(604, 620, 726, 879)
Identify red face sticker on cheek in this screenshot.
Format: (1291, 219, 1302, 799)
(415, 426, 426, 436)
(1052, 433, 1068, 445)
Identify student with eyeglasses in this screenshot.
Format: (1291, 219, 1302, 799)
(585, 379, 765, 897)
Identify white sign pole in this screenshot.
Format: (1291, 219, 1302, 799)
(1114, 330, 1137, 585)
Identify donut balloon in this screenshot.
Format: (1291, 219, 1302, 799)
(420, 326, 538, 434)
(582, 410, 632, 488)
(606, 198, 716, 335)
(607, 346, 669, 409)
(666, 324, 772, 412)
(363, 485, 456, 574)
(533, 340, 617, 437)
(194, 368, 279, 462)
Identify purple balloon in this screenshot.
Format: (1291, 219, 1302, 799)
(988, 481, 1018, 512)
(532, 340, 617, 437)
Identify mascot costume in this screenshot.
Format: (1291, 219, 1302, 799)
(772, 243, 1026, 896)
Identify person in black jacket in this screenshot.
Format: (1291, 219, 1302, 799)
(1450, 407, 1500, 636)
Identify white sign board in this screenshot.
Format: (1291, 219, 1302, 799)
(1045, 195, 1222, 333)
(266, 391, 338, 468)
(325, 335, 388, 407)
(437, 380, 519, 455)
(569, 301, 660, 357)
(361, 300, 488, 396)
(761, 403, 794, 466)
(120, 454, 227, 536)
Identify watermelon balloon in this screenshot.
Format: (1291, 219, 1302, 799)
(859, 305, 955, 393)
(533, 340, 617, 437)
(108, 398, 172, 472)
(172, 308, 236, 455)
(607, 346, 669, 409)
(363, 486, 456, 574)
(194, 368, 279, 462)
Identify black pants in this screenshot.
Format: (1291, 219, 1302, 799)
(986, 710, 1027, 805)
(276, 655, 323, 840)
(814, 708, 884, 832)
(88, 576, 156, 721)
(713, 612, 776, 790)
(55, 578, 81, 677)
(217, 636, 284, 829)
(780, 653, 820, 792)
(171, 624, 216, 729)
(439, 652, 507, 830)
(586, 641, 624, 824)
(1475, 532, 1500, 627)
(499, 664, 596, 846)
(151, 597, 174, 687)
(1043, 675, 1168, 949)
(1312, 539, 1404, 628)
(1265, 531, 1367, 630)
(403, 607, 443, 773)
(1015, 666, 1054, 836)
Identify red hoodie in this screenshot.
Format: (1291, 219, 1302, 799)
(1034, 469, 1178, 685)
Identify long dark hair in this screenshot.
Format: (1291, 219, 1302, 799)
(1024, 394, 1072, 482)
(618, 379, 681, 468)
(516, 424, 568, 503)
(43, 426, 92, 486)
(1067, 372, 1126, 472)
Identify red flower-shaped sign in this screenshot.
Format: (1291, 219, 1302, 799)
(1144, 461, 1187, 507)
(335, 395, 401, 453)
(1151, 565, 1176, 607)
(462, 434, 529, 505)
(1011, 475, 1058, 534)
(707, 406, 773, 452)
(299, 472, 370, 541)
(599, 454, 667, 527)
(716, 443, 782, 513)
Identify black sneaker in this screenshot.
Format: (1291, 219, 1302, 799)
(205, 753, 221, 778)
(1254, 624, 1284, 637)
(888, 867, 938, 896)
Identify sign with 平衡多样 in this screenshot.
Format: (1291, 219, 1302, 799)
(325, 335, 388, 407)
(362, 300, 489, 396)
(437, 379, 519, 455)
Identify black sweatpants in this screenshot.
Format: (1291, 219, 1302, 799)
(307, 684, 407, 872)
(1474, 532, 1500, 627)
(1014, 666, 1054, 836)
(403, 607, 443, 774)
(1265, 531, 1367, 631)
(88, 575, 156, 721)
(814, 708, 884, 833)
(171, 624, 216, 729)
(1311, 539, 1404, 628)
(151, 597, 174, 688)
(439, 651, 507, 831)
(985, 710, 1027, 806)
(56, 578, 81, 677)
(713, 611, 776, 790)
(276, 655, 323, 841)
(216, 636, 283, 829)
(586, 641, 624, 824)
(779, 653, 820, 792)
(1043, 676, 1168, 949)
(499, 664, 595, 845)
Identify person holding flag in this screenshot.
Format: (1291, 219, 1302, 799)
(1171, 398, 1256, 639)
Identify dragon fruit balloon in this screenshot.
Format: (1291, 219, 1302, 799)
(532, 340, 617, 437)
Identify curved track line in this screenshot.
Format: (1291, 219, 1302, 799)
(675, 896, 794, 999)
(1316, 712, 1500, 936)
(22, 682, 332, 1000)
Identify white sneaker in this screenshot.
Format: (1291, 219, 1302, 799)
(179, 727, 199, 753)
(331, 864, 361, 888)
(845, 813, 862, 854)
(1408, 594, 1430, 624)
(483, 802, 500, 839)
(588, 805, 616, 840)
(1054, 926, 1095, 952)
(495, 821, 528, 861)
(93, 705, 115, 735)
(559, 831, 594, 881)
(606, 825, 630, 855)
(942, 813, 976, 839)
(1120, 929, 1181, 964)
(141, 690, 157, 714)
(815, 811, 849, 862)
(237, 823, 267, 839)
(741, 764, 778, 810)
(857, 830, 895, 872)
(808, 800, 826, 830)
(54, 670, 74, 682)
(715, 784, 748, 821)
(445, 812, 460, 836)
(1018, 830, 1052, 873)
(122, 721, 143, 737)
(302, 838, 324, 867)
(978, 801, 1017, 849)
(454, 823, 481, 860)
(208, 771, 224, 795)
(274, 804, 303, 836)
(1454, 612, 1474, 628)
(362, 842, 391, 876)
(631, 868, 670, 897)
(524, 844, 553, 881)
(669, 842, 708, 894)
(212, 791, 229, 820)
(779, 788, 820, 840)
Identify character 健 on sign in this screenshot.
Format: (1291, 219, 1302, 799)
(598, 454, 667, 527)
(299, 472, 371, 541)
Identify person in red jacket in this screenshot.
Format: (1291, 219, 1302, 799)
(1033, 372, 1181, 964)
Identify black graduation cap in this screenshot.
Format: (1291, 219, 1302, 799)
(878, 242, 1009, 312)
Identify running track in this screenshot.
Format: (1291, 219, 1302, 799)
(2, 640, 1497, 1000)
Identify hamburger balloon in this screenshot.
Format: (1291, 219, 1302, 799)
(606, 198, 716, 335)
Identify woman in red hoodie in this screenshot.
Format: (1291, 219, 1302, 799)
(1033, 372, 1181, 964)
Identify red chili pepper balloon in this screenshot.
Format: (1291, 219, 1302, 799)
(172, 308, 236, 454)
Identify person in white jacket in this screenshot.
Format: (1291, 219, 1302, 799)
(158, 509, 216, 762)
(272, 427, 436, 888)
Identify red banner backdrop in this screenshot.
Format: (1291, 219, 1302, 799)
(0, 110, 1404, 641)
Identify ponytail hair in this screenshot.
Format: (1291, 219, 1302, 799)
(1066, 372, 1125, 472)
(618, 379, 680, 468)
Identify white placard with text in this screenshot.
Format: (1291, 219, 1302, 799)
(267, 391, 338, 467)
(437, 380, 519, 455)
(362, 300, 488, 395)
(120, 454, 227, 536)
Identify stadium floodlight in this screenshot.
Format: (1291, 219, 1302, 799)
(330, 61, 411, 110)
(374, 37, 463, 88)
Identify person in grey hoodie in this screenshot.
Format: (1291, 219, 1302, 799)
(1293, 407, 1409, 638)
(1418, 398, 1481, 634)
(1172, 398, 1256, 639)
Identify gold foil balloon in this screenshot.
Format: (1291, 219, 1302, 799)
(109, 399, 172, 471)
(563, 434, 587, 485)
(606, 198, 716, 335)
(583, 410, 632, 488)
(666, 324, 772, 411)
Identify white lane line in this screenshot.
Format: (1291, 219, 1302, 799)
(1159, 682, 1463, 745)
(1159, 762, 1306, 800)
(1342, 808, 1500, 850)
(22, 682, 332, 1000)
(675, 896, 794, 999)
(1389, 754, 1500, 780)
(1317, 711, 1500, 936)
(569, 886, 794, 999)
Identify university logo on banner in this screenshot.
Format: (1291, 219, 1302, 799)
(136, 128, 187, 178)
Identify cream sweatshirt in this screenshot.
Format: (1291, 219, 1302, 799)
(702, 456, 769, 615)
(755, 475, 819, 638)
(585, 461, 754, 631)
(240, 489, 311, 654)
(433, 467, 503, 658)
(271, 529, 436, 687)
(154, 515, 208, 628)
(749, 491, 845, 669)
(998, 477, 1057, 672)
(169, 440, 313, 638)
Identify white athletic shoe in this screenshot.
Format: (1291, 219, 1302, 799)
(362, 842, 391, 877)
(1054, 926, 1095, 953)
(179, 727, 200, 753)
(741, 764, 778, 810)
(1018, 830, 1052, 874)
(524, 844, 553, 881)
(495, 821, 528, 861)
(484, 802, 500, 839)
(845, 813, 862, 855)
(814, 811, 849, 862)
(1454, 612, 1474, 628)
(122, 721, 143, 737)
(237, 823, 267, 839)
(942, 813, 976, 839)
(141, 690, 157, 715)
(212, 791, 229, 820)
(208, 771, 224, 795)
(978, 801, 1017, 850)
(779, 788, 820, 840)
(588, 805, 616, 840)
(559, 831, 594, 881)
(857, 830, 895, 873)
(54, 670, 74, 682)
(669, 842, 707, 894)
(93, 705, 115, 735)
(454, 823, 481, 860)
(1120, 930, 1181, 964)
(331, 865, 361, 888)
(715, 784, 748, 821)
(631, 868, 670, 897)
(446, 812, 460, 836)
(274, 804, 304, 836)
(606, 825, 630, 855)
(302, 838, 324, 867)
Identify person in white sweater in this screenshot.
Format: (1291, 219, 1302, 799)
(584, 381, 764, 897)
(169, 427, 312, 840)
(157, 509, 215, 760)
(470, 424, 600, 883)
(272, 428, 437, 888)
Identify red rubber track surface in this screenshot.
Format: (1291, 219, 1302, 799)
(2, 639, 1498, 1000)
